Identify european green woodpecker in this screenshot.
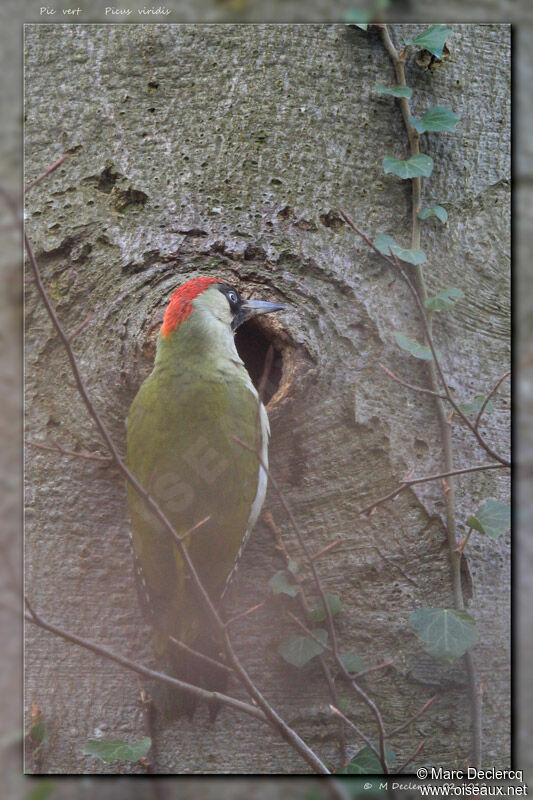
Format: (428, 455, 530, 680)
(126, 276, 284, 718)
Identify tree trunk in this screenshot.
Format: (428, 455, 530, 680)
(24, 23, 510, 774)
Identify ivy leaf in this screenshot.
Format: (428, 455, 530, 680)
(404, 25, 453, 58)
(308, 593, 343, 622)
(390, 245, 426, 265)
(373, 234, 397, 255)
(277, 629, 328, 668)
(466, 499, 510, 539)
(84, 737, 152, 763)
(410, 608, 478, 663)
(419, 205, 448, 223)
(268, 570, 301, 597)
(338, 652, 366, 673)
(394, 332, 440, 361)
(383, 153, 434, 179)
(338, 745, 396, 774)
(373, 234, 427, 265)
(424, 287, 463, 311)
(375, 83, 413, 98)
(287, 558, 300, 576)
(409, 107, 459, 134)
(345, 0, 390, 25)
(456, 395, 494, 416)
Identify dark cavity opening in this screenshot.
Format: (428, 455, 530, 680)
(235, 319, 283, 404)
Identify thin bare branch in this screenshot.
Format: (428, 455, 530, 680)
(338, 208, 394, 265)
(474, 371, 510, 431)
(168, 635, 233, 675)
(456, 526, 474, 556)
(386, 695, 437, 739)
(25, 438, 113, 464)
(68, 312, 95, 341)
(264, 510, 293, 563)
(329, 705, 382, 765)
(395, 738, 427, 773)
(285, 610, 390, 682)
(359, 462, 508, 515)
(310, 537, 342, 562)
(177, 515, 211, 542)
(287, 610, 333, 652)
(24, 598, 264, 722)
(224, 602, 265, 629)
(354, 661, 394, 680)
(379, 363, 447, 399)
(24, 154, 69, 194)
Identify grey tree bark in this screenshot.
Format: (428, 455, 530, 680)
(24, 24, 510, 774)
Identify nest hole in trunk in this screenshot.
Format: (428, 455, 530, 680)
(234, 316, 284, 405)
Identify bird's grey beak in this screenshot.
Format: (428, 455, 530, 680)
(241, 299, 285, 314)
(232, 298, 285, 330)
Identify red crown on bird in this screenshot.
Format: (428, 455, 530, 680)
(161, 276, 221, 338)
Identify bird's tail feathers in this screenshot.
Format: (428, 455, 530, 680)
(153, 631, 229, 721)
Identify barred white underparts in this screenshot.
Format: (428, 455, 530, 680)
(221, 391, 269, 600)
(128, 532, 154, 620)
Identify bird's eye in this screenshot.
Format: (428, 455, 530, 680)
(227, 290, 238, 305)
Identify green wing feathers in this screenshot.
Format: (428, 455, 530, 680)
(126, 364, 261, 673)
